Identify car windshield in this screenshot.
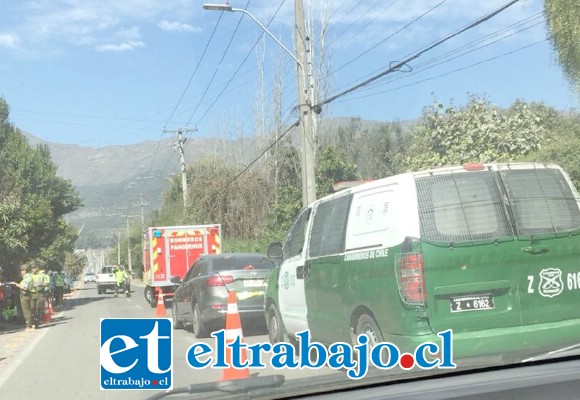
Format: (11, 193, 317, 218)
(1, 1, 579, 400)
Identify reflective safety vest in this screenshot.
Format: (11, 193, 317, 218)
(114, 269, 128, 284)
(54, 273, 65, 288)
(19, 273, 34, 292)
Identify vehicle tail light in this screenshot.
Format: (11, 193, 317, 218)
(206, 274, 234, 286)
(397, 253, 427, 306)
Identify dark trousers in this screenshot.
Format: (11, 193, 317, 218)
(20, 293, 33, 328)
(31, 292, 44, 326)
(54, 287, 64, 306)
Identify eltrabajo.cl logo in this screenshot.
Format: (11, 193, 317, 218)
(100, 318, 173, 390)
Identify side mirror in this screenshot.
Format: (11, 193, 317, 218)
(267, 242, 283, 261)
(170, 275, 181, 285)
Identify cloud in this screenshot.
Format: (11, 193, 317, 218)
(96, 40, 145, 52)
(158, 20, 201, 33)
(0, 33, 21, 49)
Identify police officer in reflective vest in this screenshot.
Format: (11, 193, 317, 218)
(11, 264, 35, 330)
(114, 266, 129, 297)
(30, 266, 49, 326)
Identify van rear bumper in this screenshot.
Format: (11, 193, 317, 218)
(390, 318, 580, 362)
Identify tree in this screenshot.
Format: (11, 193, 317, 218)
(544, 0, 580, 94)
(0, 97, 82, 279)
(404, 96, 556, 171)
(523, 111, 580, 188)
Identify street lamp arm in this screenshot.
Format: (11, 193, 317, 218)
(203, 4, 306, 83)
(229, 8, 303, 71)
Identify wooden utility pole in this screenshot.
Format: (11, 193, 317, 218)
(294, 0, 317, 206)
(163, 127, 197, 210)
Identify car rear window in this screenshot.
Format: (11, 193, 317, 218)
(500, 168, 580, 235)
(417, 171, 513, 243)
(211, 256, 275, 271)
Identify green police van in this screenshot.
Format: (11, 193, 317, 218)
(265, 162, 580, 361)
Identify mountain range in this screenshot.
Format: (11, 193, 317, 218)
(23, 117, 414, 248)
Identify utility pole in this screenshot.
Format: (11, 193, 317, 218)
(294, 0, 317, 207)
(116, 231, 121, 265)
(126, 218, 132, 274)
(133, 193, 150, 234)
(163, 127, 198, 211)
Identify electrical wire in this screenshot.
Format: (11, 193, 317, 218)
(321, 0, 448, 82)
(224, 119, 300, 188)
(185, 0, 252, 127)
(343, 38, 548, 101)
(315, 0, 521, 109)
(354, 14, 544, 94)
(194, 0, 289, 126)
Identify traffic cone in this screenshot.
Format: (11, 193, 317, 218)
(49, 298, 56, 315)
(43, 298, 52, 323)
(155, 292, 167, 317)
(222, 290, 249, 381)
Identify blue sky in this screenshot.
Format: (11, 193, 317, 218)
(0, 0, 577, 147)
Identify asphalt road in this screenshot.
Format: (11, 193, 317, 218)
(0, 280, 340, 400)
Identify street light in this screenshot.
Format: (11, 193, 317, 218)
(203, 2, 317, 207)
(202, 4, 304, 77)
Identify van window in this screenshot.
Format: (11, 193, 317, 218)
(501, 168, 580, 235)
(417, 171, 513, 243)
(345, 187, 400, 251)
(309, 194, 352, 257)
(283, 208, 311, 260)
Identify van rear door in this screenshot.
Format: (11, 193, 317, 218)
(498, 165, 580, 326)
(414, 167, 523, 333)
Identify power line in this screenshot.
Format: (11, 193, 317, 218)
(194, 0, 288, 126)
(344, 39, 548, 101)
(325, 0, 400, 51)
(185, 0, 252, 127)
(321, 0, 448, 82)
(224, 119, 299, 188)
(354, 14, 544, 95)
(162, 12, 224, 130)
(315, 0, 521, 109)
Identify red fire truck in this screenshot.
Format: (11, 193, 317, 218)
(142, 224, 222, 307)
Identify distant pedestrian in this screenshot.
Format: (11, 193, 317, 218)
(114, 266, 129, 297)
(53, 272, 65, 306)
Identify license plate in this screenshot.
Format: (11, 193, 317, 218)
(450, 294, 494, 312)
(243, 279, 264, 287)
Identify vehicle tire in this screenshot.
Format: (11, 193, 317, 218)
(145, 287, 157, 308)
(268, 304, 286, 344)
(97, 287, 102, 295)
(268, 304, 299, 354)
(172, 301, 184, 330)
(354, 313, 384, 347)
(192, 303, 208, 338)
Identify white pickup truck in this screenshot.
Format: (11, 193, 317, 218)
(96, 266, 117, 294)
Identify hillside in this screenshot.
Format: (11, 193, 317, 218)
(22, 117, 416, 248)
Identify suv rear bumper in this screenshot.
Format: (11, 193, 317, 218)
(389, 318, 580, 362)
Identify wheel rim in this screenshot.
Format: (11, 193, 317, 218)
(193, 306, 200, 333)
(269, 313, 279, 343)
(172, 302, 178, 325)
(363, 324, 379, 346)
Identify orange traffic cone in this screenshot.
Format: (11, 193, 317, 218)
(43, 298, 52, 323)
(155, 292, 166, 317)
(222, 290, 249, 381)
(49, 298, 56, 315)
